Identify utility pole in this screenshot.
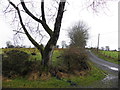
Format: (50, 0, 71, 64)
(91, 41, 92, 48)
(97, 33, 100, 52)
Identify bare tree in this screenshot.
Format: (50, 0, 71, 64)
(6, 41, 14, 48)
(6, 0, 66, 68)
(84, 0, 117, 13)
(68, 21, 89, 48)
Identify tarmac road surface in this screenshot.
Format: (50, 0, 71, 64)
(86, 50, 119, 88)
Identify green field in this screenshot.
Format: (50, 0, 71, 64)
(99, 50, 118, 59)
(2, 48, 106, 88)
(1, 48, 62, 62)
(92, 49, 118, 64)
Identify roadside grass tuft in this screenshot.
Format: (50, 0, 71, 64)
(65, 61, 106, 87)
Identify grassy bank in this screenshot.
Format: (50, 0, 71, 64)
(3, 77, 70, 88)
(2, 61, 106, 88)
(2, 48, 106, 88)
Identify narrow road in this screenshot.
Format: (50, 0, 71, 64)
(87, 50, 119, 88)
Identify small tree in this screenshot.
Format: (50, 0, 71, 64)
(56, 45, 59, 48)
(101, 47, 104, 50)
(6, 41, 14, 48)
(68, 21, 89, 48)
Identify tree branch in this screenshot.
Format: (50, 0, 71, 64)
(8, 0, 44, 56)
(54, 0, 66, 35)
(20, 0, 53, 37)
(44, 0, 66, 52)
(41, 0, 46, 22)
(13, 30, 25, 34)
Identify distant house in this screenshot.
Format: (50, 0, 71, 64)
(105, 46, 110, 51)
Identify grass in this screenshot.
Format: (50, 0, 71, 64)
(1, 48, 62, 61)
(91, 49, 118, 64)
(99, 50, 118, 60)
(2, 48, 38, 53)
(52, 50, 63, 66)
(2, 77, 70, 88)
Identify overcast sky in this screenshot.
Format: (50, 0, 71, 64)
(0, 0, 119, 50)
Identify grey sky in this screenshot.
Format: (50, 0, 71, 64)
(0, 0, 119, 50)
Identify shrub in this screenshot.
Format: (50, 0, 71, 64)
(25, 60, 42, 73)
(6, 50, 29, 60)
(2, 50, 30, 77)
(59, 47, 89, 73)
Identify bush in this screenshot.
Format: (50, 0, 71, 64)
(59, 48, 89, 73)
(2, 50, 30, 77)
(25, 60, 42, 73)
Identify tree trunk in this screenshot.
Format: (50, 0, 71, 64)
(41, 1, 66, 67)
(42, 36, 58, 67)
(42, 45, 55, 67)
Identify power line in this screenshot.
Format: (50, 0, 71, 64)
(90, 31, 118, 38)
